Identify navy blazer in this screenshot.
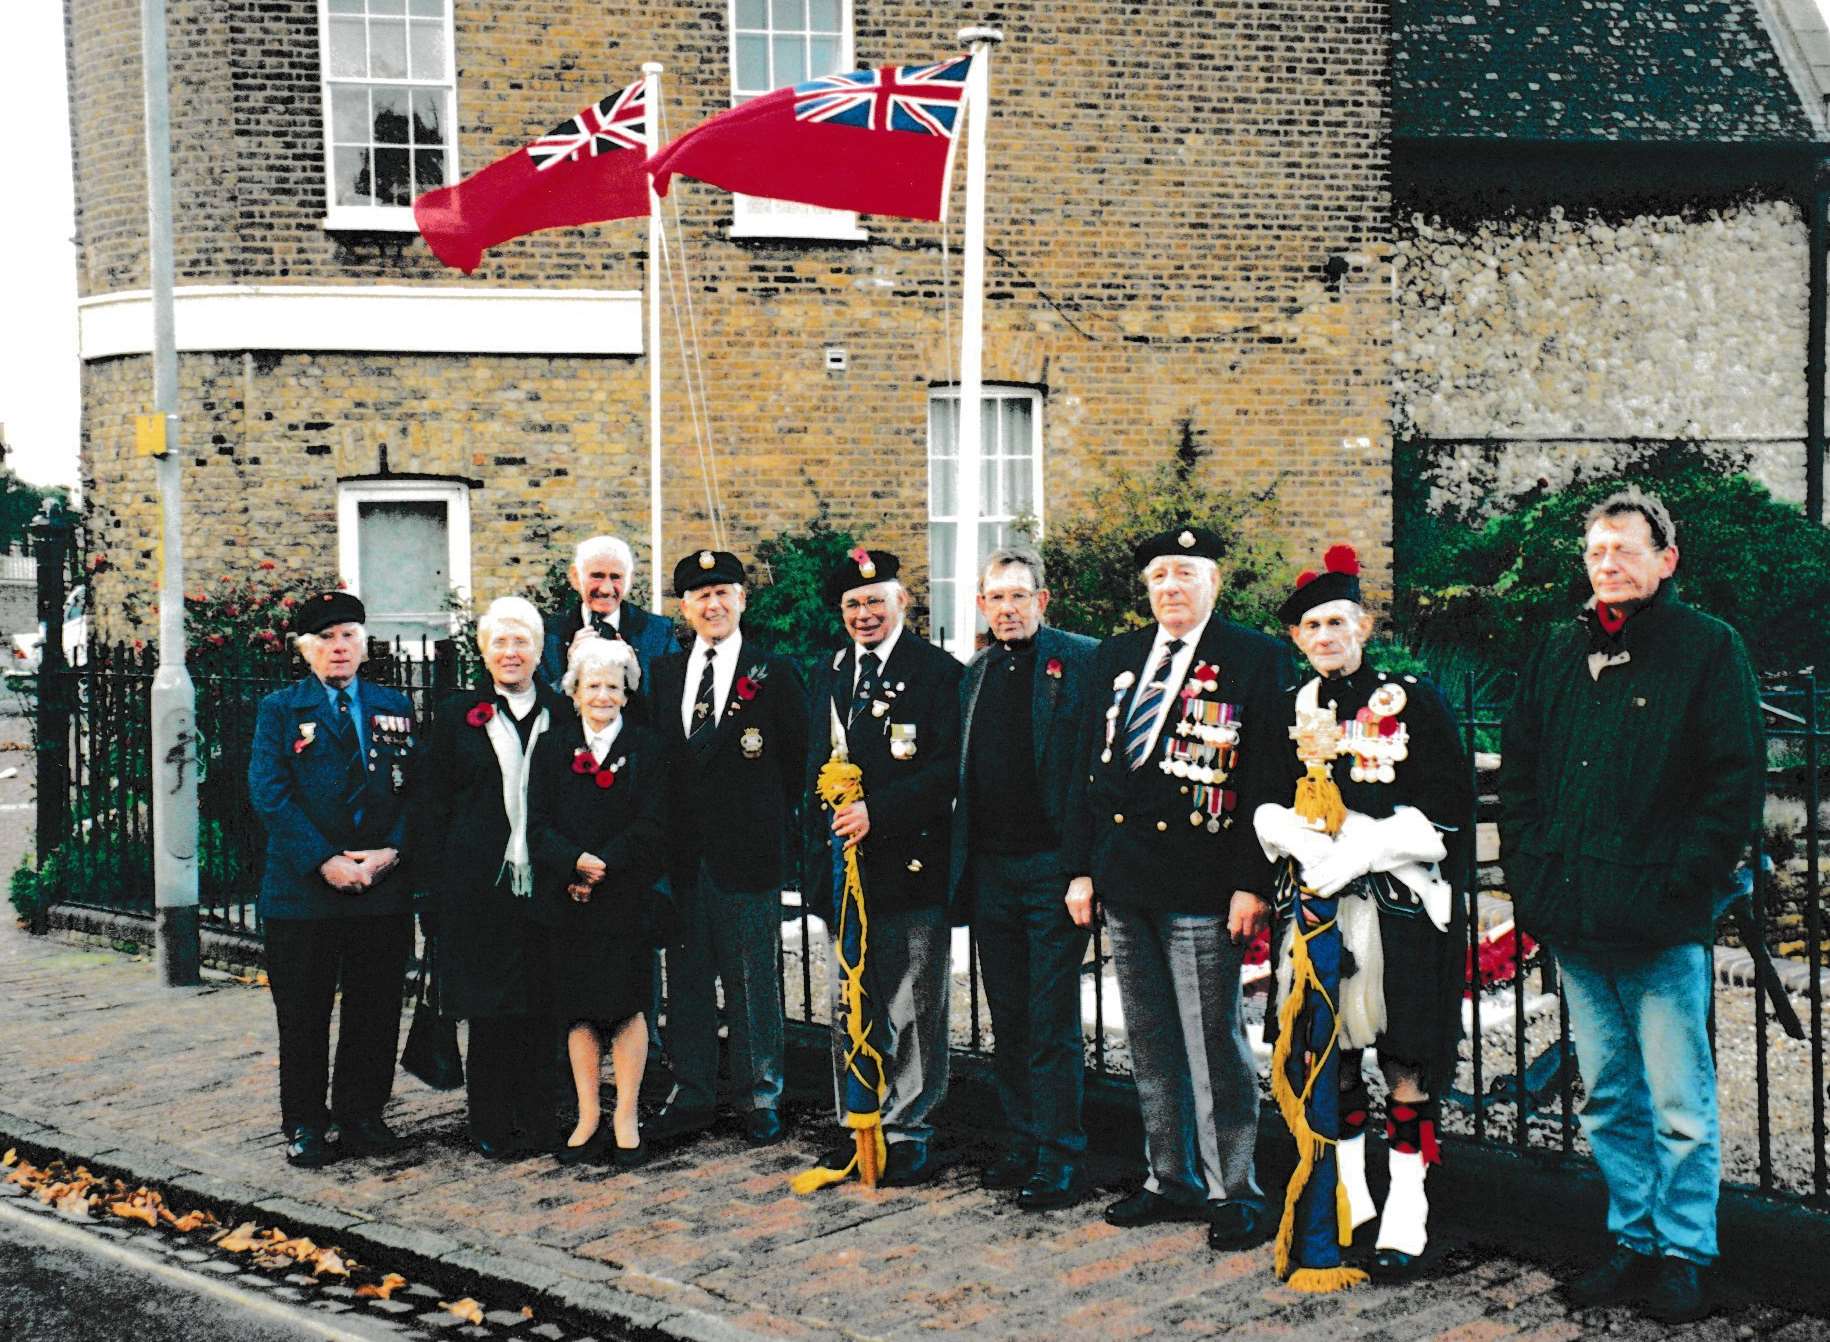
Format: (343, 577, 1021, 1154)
(948, 623, 1099, 911)
(650, 637, 808, 895)
(539, 601, 680, 699)
(248, 675, 414, 922)
(1063, 617, 1290, 916)
(801, 630, 962, 923)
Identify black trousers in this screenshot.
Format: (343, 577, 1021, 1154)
(265, 912, 413, 1135)
(465, 1015, 558, 1143)
(971, 848, 1091, 1169)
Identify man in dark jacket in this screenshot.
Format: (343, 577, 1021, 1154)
(538, 534, 678, 695)
(1063, 525, 1288, 1252)
(949, 545, 1097, 1210)
(1501, 487, 1763, 1325)
(649, 549, 808, 1146)
(248, 592, 415, 1168)
(802, 548, 962, 1187)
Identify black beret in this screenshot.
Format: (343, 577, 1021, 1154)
(292, 590, 366, 637)
(824, 547, 901, 605)
(1132, 525, 1225, 571)
(672, 548, 746, 596)
(1276, 545, 1364, 625)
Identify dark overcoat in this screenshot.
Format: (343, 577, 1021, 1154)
(538, 601, 680, 708)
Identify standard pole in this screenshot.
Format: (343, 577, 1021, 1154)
(948, 27, 1001, 661)
(1808, 169, 1826, 525)
(142, 0, 200, 986)
(644, 61, 666, 613)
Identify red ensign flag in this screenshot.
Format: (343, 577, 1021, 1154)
(414, 79, 649, 274)
(647, 55, 970, 222)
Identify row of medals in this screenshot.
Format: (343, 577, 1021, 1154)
(1167, 705, 1239, 833)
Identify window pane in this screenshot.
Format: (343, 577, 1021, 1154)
(334, 145, 373, 205)
(980, 451, 998, 515)
(369, 0, 406, 13)
(809, 0, 841, 30)
(370, 19, 408, 78)
(1005, 453, 1033, 516)
(328, 0, 363, 12)
(331, 85, 368, 142)
(772, 35, 805, 87)
(408, 20, 445, 79)
(735, 0, 767, 27)
(410, 88, 444, 145)
(772, 0, 807, 27)
(372, 146, 410, 205)
(980, 396, 997, 451)
(407, 0, 444, 14)
(808, 35, 840, 76)
(735, 34, 768, 91)
(413, 147, 445, 191)
(372, 87, 410, 144)
(930, 453, 955, 516)
(328, 17, 366, 77)
(358, 500, 448, 618)
(929, 396, 958, 455)
(1003, 395, 1033, 454)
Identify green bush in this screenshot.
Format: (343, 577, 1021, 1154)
(9, 856, 42, 924)
(742, 510, 859, 669)
(1037, 424, 1293, 639)
(1395, 452, 1830, 674)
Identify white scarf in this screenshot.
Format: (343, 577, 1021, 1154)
(485, 692, 548, 897)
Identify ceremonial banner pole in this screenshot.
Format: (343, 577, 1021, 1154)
(948, 27, 1001, 659)
(643, 60, 666, 615)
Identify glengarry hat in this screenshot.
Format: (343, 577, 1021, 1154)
(1276, 545, 1363, 626)
(824, 547, 901, 604)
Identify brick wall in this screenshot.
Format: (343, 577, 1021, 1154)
(69, 0, 1393, 638)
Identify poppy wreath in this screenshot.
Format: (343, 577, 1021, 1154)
(466, 701, 496, 728)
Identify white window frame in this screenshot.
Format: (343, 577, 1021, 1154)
(335, 478, 472, 652)
(317, 0, 460, 233)
(927, 384, 1045, 658)
(726, 0, 868, 242)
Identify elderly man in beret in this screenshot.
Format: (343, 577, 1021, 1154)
(539, 534, 678, 697)
(248, 592, 418, 1168)
(1063, 525, 1288, 1250)
(649, 549, 808, 1147)
(800, 548, 962, 1188)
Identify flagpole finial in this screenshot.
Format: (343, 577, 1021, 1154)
(642, 61, 663, 74)
(957, 25, 1003, 46)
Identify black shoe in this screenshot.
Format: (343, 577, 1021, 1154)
(554, 1123, 610, 1167)
(284, 1126, 336, 1169)
(817, 1141, 860, 1174)
(1205, 1199, 1271, 1251)
(1565, 1246, 1659, 1310)
(473, 1135, 527, 1162)
(880, 1142, 937, 1187)
(613, 1135, 652, 1170)
(1016, 1166, 1086, 1212)
(979, 1149, 1033, 1191)
(1104, 1188, 1204, 1229)
(743, 1108, 784, 1146)
(1370, 1247, 1423, 1280)
(1643, 1257, 1709, 1324)
(337, 1115, 401, 1157)
(650, 1102, 715, 1142)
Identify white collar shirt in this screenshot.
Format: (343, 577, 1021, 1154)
(583, 603, 622, 634)
(1135, 610, 1212, 761)
(584, 714, 625, 766)
(682, 631, 743, 737)
(851, 622, 904, 694)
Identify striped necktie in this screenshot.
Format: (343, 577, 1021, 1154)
(1123, 638, 1183, 771)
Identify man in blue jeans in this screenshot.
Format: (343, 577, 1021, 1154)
(1500, 487, 1763, 1324)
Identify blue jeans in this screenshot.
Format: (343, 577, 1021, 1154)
(1557, 942, 1720, 1264)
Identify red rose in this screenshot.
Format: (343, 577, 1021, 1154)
(736, 675, 759, 701)
(572, 749, 597, 775)
(594, 768, 616, 789)
(1045, 657, 1063, 678)
(466, 701, 496, 728)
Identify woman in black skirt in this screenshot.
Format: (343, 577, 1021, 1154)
(528, 636, 665, 1166)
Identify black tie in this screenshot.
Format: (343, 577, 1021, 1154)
(849, 650, 882, 729)
(591, 614, 620, 643)
(689, 652, 717, 738)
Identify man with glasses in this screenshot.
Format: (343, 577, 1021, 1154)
(949, 546, 1098, 1209)
(801, 548, 962, 1187)
(1063, 526, 1287, 1251)
(1501, 487, 1763, 1323)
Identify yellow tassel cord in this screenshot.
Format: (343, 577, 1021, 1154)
(1268, 901, 1358, 1287)
(790, 758, 889, 1196)
(1286, 1266, 1371, 1294)
(1292, 762, 1346, 837)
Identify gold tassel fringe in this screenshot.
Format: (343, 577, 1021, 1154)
(1293, 763, 1347, 837)
(1285, 1266, 1370, 1295)
(1269, 906, 1346, 1279)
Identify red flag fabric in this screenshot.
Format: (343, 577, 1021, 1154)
(647, 55, 971, 222)
(413, 79, 649, 274)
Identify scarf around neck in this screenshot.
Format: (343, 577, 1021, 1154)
(484, 697, 549, 896)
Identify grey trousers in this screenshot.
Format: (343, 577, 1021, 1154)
(1105, 903, 1263, 1207)
(830, 904, 951, 1149)
(665, 865, 786, 1114)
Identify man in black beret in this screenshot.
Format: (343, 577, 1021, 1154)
(1063, 525, 1288, 1250)
(799, 548, 962, 1187)
(248, 592, 417, 1167)
(648, 550, 808, 1145)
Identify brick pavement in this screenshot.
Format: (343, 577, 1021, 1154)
(0, 924, 1821, 1341)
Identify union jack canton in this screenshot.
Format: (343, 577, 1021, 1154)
(791, 55, 969, 137)
(527, 80, 646, 171)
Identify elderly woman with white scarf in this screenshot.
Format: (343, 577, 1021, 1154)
(415, 596, 566, 1160)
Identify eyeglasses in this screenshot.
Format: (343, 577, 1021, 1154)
(842, 595, 890, 615)
(981, 589, 1039, 608)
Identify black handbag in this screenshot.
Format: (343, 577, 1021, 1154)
(400, 935, 464, 1090)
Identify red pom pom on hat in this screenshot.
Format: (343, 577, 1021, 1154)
(1323, 544, 1360, 576)
(1295, 569, 1319, 588)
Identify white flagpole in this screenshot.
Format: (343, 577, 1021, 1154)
(950, 28, 1001, 660)
(644, 61, 666, 614)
